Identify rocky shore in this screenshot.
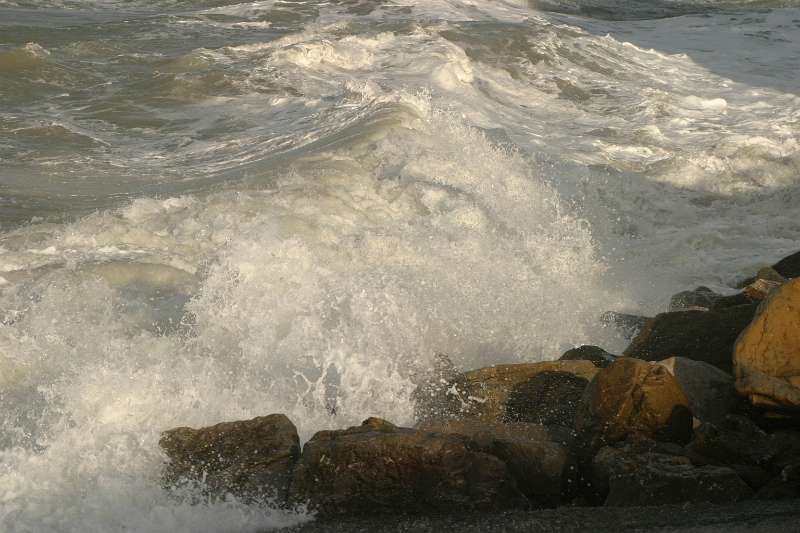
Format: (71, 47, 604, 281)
(158, 250, 800, 528)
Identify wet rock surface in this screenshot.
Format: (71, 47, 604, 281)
(504, 370, 589, 427)
(772, 250, 800, 279)
(416, 418, 577, 506)
(657, 356, 738, 425)
(287, 417, 527, 515)
(282, 499, 800, 532)
(686, 415, 781, 469)
(417, 360, 598, 422)
(159, 414, 300, 502)
(669, 286, 726, 311)
(593, 444, 752, 506)
(623, 304, 758, 373)
(558, 345, 617, 368)
(599, 311, 650, 340)
(575, 358, 693, 453)
(734, 278, 800, 415)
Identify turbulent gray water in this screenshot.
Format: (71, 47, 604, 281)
(1, 0, 799, 531)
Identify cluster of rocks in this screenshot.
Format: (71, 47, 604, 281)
(159, 250, 800, 515)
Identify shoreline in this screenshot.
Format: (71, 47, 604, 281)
(282, 499, 800, 532)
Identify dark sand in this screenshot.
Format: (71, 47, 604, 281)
(283, 499, 800, 532)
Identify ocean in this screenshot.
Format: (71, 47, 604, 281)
(1, 0, 799, 530)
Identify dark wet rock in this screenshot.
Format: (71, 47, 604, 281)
(623, 304, 758, 373)
(669, 286, 724, 311)
(772, 430, 800, 471)
(772, 250, 800, 279)
(575, 359, 693, 453)
(587, 438, 684, 501)
(558, 345, 617, 368)
(756, 463, 800, 500)
(160, 414, 300, 502)
(658, 357, 737, 425)
(285, 499, 800, 532)
(734, 278, 800, 415)
(686, 415, 781, 469)
(417, 361, 598, 422)
(597, 448, 753, 506)
(729, 464, 773, 491)
(735, 265, 789, 290)
(756, 266, 788, 283)
(413, 353, 461, 422)
(504, 370, 590, 427)
(417, 418, 578, 506)
(288, 417, 527, 515)
(711, 292, 759, 309)
(600, 311, 650, 340)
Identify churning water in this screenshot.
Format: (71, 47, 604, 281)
(1, 0, 799, 530)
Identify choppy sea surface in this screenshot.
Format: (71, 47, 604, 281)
(1, 0, 799, 530)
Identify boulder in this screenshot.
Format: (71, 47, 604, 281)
(504, 370, 590, 427)
(772, 429, 800, 471)
(559, 345, 617, 368)
(658, 357, 737, 425)
(772, 251, 800, 279)
(711, 292, 759, 309)
(757, 463, 800, 500)
(593, 445, 752, 506)
(160, 414, 300, 502)
(417, 418, 577, 505)
(417, 360, 598, 422)
(287, 417, 526, 514)
(734, 278, 800, 413)
(729, 464, 773, 491)
(575, 359, 693, 453)
(736, 266, 788, 289)
(412, 353, 460, 421)
(686, 415, 782, 468)
(623, 304, 758, 373)
(669, 286, 724, 311)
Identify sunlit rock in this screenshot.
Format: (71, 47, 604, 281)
(576, 359, 693, 453)
(734, 278, 800, 414)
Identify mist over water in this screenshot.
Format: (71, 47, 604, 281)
(1, 0, 800, 530)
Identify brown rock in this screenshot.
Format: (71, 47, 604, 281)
(418, 360, 598, 423)
(743, 278, 784, 302)
(623, 304, 758, 373)
(417, 418, 578, 505)
(658, 357, 737, 424)
(160, 414, 300, 502)
(575, 359, 693, 452)
(287, 417, 526, 514)
(734, 278, 800, 412)
(736, 266, 788, 289)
